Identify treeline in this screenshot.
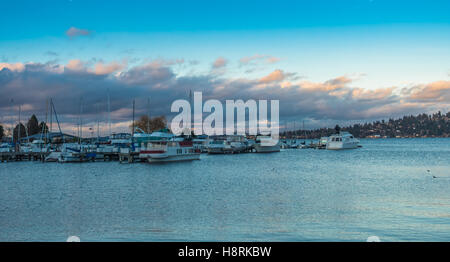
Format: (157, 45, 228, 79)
(2, 111, 449, 141)
(131, 115, 167, 133)
(282, 111, 450, 139)
(0, 114, 49, 141)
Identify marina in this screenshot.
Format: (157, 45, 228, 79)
(0, 133, 357, 164)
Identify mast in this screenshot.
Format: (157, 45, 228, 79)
(50, 98, 53, 133)
(79, 97, 83, 144)
(107, 89, 111, 137)
(303, 120, 306, 142)
(50, 100, 64, 143)
(147, 97, 150, 133)
(40, 98, 49, 142)
(10, 98, 14, 144)
(131, 99, 135, 150)
(24, 109, 30, 143)
(132, 99, 135, 136)
(189, 89, 193, 135)
(97, 103, 100, 142)
(18, 104, 21, 145)
(293, 121, 296, 138)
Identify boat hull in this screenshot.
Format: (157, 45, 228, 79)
(147, 153, 200, 163)
(207, 147, 234, 154)
(254, 144, 280, 153)
(326, 141, 359, 150)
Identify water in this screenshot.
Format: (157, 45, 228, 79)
(1, 138, 449, 241)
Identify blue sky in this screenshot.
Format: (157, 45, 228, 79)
(1, 0, 449, 134)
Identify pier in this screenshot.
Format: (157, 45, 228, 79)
(0, 152, 50, 162)
(119, 152, 141, 163)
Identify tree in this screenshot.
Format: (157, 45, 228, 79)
(334, 124, 341, 133)
(39, 122, 49, 134)
(13, 123, 27, 142)
(0, 125, 4, 140)
(131, 115, 167, 133)
(27, 114, 40, 136)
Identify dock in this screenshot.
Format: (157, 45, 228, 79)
(119, 152, 141, 163)
(0, 152, 50, 162)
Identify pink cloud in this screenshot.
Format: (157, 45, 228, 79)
(66, 27, 91, 38)
(239, 54, 281, 65)
(94, 61, 126, 75)
(259, 69, 286, 83)
(0, 62, 25, 72)
(212, 57, 228, 69)
(407, 81, 450, 102)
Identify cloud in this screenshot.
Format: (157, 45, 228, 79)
(94, 61, 126, 75)
(1, 59, 449, 133)
(259, 69, 285, 83)
(239, 54, 281, 65)
(66, 27, 92, 38)
(44, 51, 59, 57)
(64, 59, 126, 75)
(259, 69, 296, 84)
(212, 57, 227, 69)
(65, 59, 85, 71)
(0, 62, 25, 72)
(117, 61, 175, 86)
(405, 81, 450, 102)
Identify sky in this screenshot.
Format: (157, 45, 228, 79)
(0, 0, 449, 136)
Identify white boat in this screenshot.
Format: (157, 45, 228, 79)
(31, 140, 51, 153)
(228, 135, 249, 153)
(254, 136, 280, 153)
(207, 139, 234, 154)
(192, 136, 209, 153)
(45, 151, 61, 162)
(207, 135, 249, 154)
(139, 139, 200, 163)
(97, 133, 132, 154)
(58, 143, 96, 163)
(19, 143, 33, 153)
(326, 132, 359, 150)
(0, 143, 13, 153)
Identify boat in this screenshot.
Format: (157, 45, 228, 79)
(45, 151, 61, 162)
(0, 143, 13, 153)
(315, 137, 328, 149)
(192, 135, 209, 153)
(225, 135, 249, 153)
(58, 143, 97, 163)
(207, 139, 234, 154)
(31, 140, 51, 153)
(97, 133, 132, 155)
(326, 132, 359, 150)
(206, 135, 248, 154)
(254, 136, 280, 153)
(139, 139, 200, 163)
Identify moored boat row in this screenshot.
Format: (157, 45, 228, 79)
(1, 130, 361, 164)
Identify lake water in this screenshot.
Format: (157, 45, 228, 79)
(1, 138, 449, 241)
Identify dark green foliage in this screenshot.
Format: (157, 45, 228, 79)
(26, 114, 40, 135)
(0, 125, 4, 140)
(282, 111, 450, 139)
(13, 123, 27, 141)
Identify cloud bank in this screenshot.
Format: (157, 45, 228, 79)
(0, 59, 449, 134)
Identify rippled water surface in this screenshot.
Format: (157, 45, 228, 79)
(1, 138, 450, 241)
